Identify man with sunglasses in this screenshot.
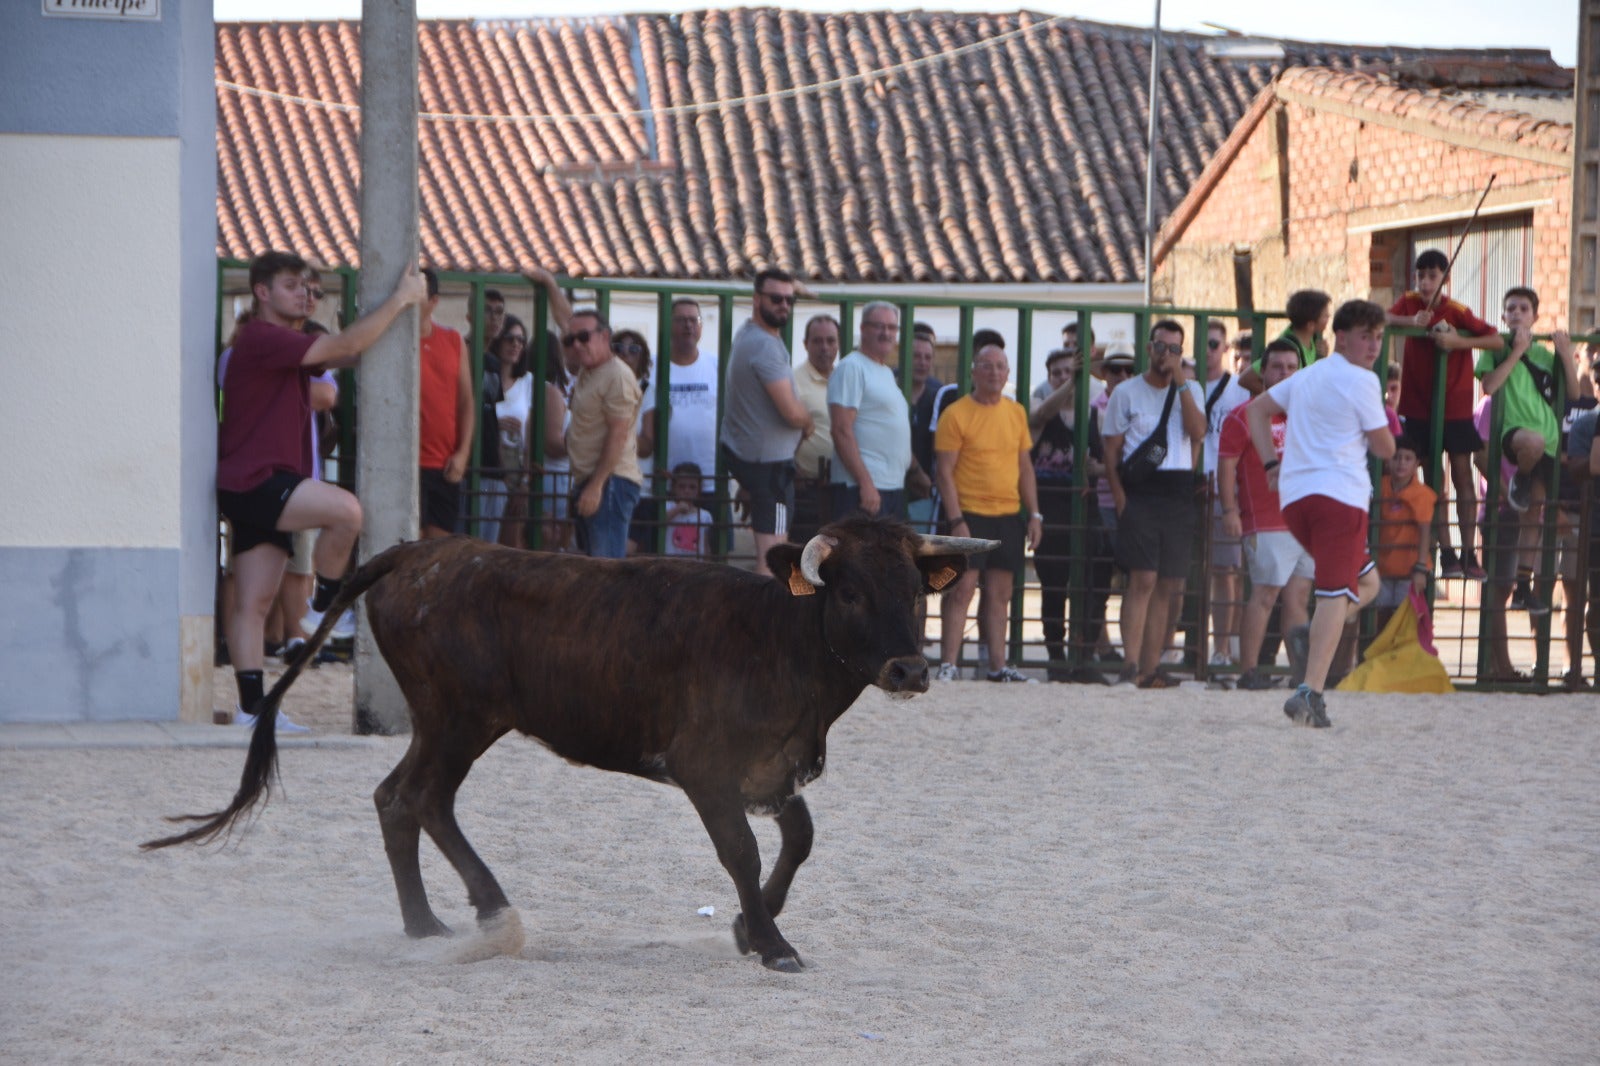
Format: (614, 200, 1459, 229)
(1102, 321, 1207, 687)
(720, 268, 814, 576)
(563, 311, 643, 558)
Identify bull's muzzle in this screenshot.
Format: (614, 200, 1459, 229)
(877, 655, 930, 694)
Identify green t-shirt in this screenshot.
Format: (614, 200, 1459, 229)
(1475, 342, 1559, 457)
(1255, 328, 1318, 372)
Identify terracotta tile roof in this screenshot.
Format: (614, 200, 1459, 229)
(1153, 65, 1573, 269)
(214, 14, 1565, 283)
(1275, 66, 1573, 157)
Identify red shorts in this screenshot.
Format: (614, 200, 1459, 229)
(1283, 495, 1373, 601)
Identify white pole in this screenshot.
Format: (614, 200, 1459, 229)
(1142, 0, 1164, 307)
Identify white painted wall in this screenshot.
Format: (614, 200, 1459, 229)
(0, 133, 182, 549)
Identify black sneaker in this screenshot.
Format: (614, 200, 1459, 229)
(1525, 589, 1551, 616)
(1236, 667, 1278, 691)
(1286, 624, 1311, 689)
(1283, 685, 1332, 728)
(1510, 579, 1532, 611)
(1461, 552, 1488, 582)
(1440, 548, 1463, 579)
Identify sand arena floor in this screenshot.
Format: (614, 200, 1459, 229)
(3, 676, 1596, 1063)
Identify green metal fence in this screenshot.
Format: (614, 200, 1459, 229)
(214, 259, 1599, 691)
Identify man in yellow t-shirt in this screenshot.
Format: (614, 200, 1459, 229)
(933, 344, 1043, 683)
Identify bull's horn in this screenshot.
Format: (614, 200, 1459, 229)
(800, 534, 838, 587)
(917, 534, 1000, 555)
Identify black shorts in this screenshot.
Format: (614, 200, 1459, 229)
(218, 470, 304, 557)
(722, 445, 795, 536)
(419, 468, 461, 533)
(964, 511, 1026, 573)
(830, 484, 907, 521)
(1402, 417, 1483, 458)
(1116, 475, 1198, 579)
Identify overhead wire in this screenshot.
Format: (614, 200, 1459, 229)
(215, 13, 1069, 126)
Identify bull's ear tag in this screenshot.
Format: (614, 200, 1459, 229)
(927, 566, 958, 591)
(788, 570, 818, 596)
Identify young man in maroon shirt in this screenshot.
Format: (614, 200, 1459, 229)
(218, 251, 425, 730)
(1388, 248, 1504, 579)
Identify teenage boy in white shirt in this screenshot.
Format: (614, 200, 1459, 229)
(1247, 299, 1396, 728)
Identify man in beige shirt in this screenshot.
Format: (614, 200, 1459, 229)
(791, 313, 839, 541)
(564, 309, 643, 558)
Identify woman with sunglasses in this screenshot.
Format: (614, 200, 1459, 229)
(478, 316, 530, 544)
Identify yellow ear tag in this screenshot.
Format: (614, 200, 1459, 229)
(927, 566, 958, 591)
(788, 571, 817, 596)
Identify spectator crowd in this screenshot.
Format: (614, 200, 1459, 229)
(216, 249, 1600, 732)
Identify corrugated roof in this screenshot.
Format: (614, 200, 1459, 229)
(214, 12, 1566, 283)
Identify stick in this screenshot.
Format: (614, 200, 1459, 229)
(1423, 174, 1497, 314)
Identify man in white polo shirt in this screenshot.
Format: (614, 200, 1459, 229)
(1247, 299, 1395, 728)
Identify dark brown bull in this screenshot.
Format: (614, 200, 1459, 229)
(145, 516, 993, 973)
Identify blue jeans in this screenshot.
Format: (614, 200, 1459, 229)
(574, 476, 642, 559)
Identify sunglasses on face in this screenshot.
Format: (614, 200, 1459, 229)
(1106, 366, 1132, 377)
(502, 335, 526, 347)
(614, 341, 645, 356)
(307, 288, 324, 300)
(760, 292, 797, 306)
(1149, 341, 1184, 357)
(561, 328, 602, 348)
(1208, 337, 1223, 349)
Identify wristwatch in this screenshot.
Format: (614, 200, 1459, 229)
(1029, 512, 1044, 521)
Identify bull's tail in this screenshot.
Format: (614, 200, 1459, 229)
(140, 544, 409, 851)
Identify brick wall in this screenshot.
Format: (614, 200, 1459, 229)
(1159, 97, 1573, 329)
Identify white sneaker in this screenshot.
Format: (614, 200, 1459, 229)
(301, 602, 356, 640)
(986, 665, 1038, 683)
(233, 704, 311, 735)
(936, 662, 960, 682)
(1208, 651, 1236, 668)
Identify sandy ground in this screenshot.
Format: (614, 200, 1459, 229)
(5, 679, 1598, 1064)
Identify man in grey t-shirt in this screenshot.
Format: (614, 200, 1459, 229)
(720, 268, 815, 575)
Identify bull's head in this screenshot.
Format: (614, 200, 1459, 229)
(766, 516, 998, 696)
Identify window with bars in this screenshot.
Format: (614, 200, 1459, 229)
(1407, 211, 1535, 319)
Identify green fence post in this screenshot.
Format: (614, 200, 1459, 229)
(718, 292, 736, 563)
(1012, 307, 1034, 669)
(651, 292, 673, 555)
(526, 279, 551, 549)
(1066, 308, 1092, 669)
(466, 280, 485, 534)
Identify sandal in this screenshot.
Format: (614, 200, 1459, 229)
(1136, 671, 1178, 689)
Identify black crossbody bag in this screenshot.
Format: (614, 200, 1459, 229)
(1118, 383, 1177, 488)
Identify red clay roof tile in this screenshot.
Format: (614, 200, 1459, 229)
(215, 14, 1566, 283)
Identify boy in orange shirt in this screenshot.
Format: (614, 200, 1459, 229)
(1373, 436, 1437, 630)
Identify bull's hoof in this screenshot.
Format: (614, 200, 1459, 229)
(762, 953, 804, 973)
(732, 913, 752, 955)
(452, 907, 525, 964)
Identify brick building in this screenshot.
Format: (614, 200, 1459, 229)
(1153, 65, 1576, 330)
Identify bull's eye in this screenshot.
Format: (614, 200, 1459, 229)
(837, 584, 860, 606)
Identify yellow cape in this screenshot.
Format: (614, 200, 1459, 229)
(1336, 595, 1454, 694)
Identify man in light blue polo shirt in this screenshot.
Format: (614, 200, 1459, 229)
(828, 300, 913, 519)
